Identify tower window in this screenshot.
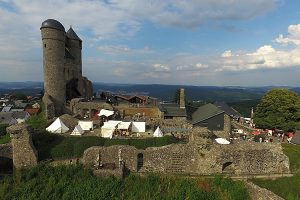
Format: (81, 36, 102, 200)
(44, 44, 46, 48)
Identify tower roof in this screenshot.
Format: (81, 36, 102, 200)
(66, 27, 82, 41)
(40, 19, 65, 32)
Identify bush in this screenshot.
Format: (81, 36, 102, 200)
(0, 124, 8, 136)
(0, 133, 10, 144)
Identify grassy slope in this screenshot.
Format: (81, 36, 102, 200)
(0, 164, 250, 200)
(252, 144, 300, 200)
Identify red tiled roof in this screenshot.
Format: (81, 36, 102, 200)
(25, 108, 40, 115)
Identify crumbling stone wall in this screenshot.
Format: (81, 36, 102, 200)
(0, 143, 12, 159)
(7, 124, 38, 169)
(82, 136, 290, 176)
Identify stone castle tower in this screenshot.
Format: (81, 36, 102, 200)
(41, 19, 93, 119)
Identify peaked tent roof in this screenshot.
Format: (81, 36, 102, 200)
(153, 126, 163, 137)
(291, 130, 300, 145)
(71, 125, 84, 135)
(46, 118, 69, 133)
(192, 103, 224, 124)
(66, 27, 82, 41)
(98, 109, 114, 117)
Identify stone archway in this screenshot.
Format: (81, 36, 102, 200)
(137, 153, 144, 171)
(222, 161, 234, 174)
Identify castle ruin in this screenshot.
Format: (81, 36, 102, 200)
(40, 19, 93, 119)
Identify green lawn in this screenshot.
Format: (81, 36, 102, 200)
(0, 133, 10, 144)
(0, 164, 250, 200)
(32, 131, 180, 161)
(252, 144, 300, 200)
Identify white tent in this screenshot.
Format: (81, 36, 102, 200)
(101, 128, 115, 138)
(46, 118, 69, 133)
(101, 120, 121, 138)
(153, 126, 163, 137)
(215, 138, 230, 145)
(117, 122, 131, 130)
(78, 120, 94, 131)
(102, 120, 122, 128)
(98, 109, 114, 117)
(132, 122, 145, 133)
(71, 125, 84, 136)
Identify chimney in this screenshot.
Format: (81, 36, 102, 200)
(179, 88, 185, 108)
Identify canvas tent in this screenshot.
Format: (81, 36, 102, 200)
(101, 120, 121, 138)
(98, 109, 114, 117)
(132, 122, 145, 133)
(117, 122, 131, 130)
(291, 130, 300, 145)
(46, 118, 69, 133)
(78, 120, 93, 131)
(71, 125, 84, 136)
(153, 126, 163, 137)
(215, 138, 230, 144)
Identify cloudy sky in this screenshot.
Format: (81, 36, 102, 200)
(1, 0, 300, 86)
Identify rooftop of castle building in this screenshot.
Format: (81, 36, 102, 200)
(66, 27, 82, 41)
(40, 19, 65, 32)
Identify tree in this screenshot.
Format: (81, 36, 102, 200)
(254, 88, 300, 131)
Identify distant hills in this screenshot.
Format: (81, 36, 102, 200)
(0, 81, 299, 103)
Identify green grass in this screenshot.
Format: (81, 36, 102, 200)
(282, 143, 300, 173)
(0, 133, 10, 144)
(0, 164, 250, 200)
(252, 144, 300, 200)
(32, 131, 179, 160)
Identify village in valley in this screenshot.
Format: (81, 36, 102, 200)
(1, 18, 300, 200)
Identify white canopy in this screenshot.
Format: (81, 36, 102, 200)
(71, 125, 84, 136)
(98, 109, 114, 117)
(132, 122, 145, 133)
(46, 118, 69, 133)
(117, 122, 131, 130)
(78, 120, 94, 131)
(215, 138, 230, 145)
(102, 120, 122, 129)
(101, 128, 115, 138)
(153, 126, 163, 137)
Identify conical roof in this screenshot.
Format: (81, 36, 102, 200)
(41, 19, 65, 32)
(66, 27, 81, 41)
(46, 117, 69, 133)
(153, 126, 163, 137)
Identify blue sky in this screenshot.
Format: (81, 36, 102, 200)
(1, 0, 300, 86)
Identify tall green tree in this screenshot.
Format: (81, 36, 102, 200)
(254, 88, 300, 131)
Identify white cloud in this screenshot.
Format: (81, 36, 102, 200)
(275, 24, 300, 46)
(97, 45, 152, 55)
(152, 64, 170, 72)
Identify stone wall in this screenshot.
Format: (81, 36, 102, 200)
(0, 143, 12, 159)
(82, 138, 290, 176)
(7, 124, 38, 169)
(43, 93, 55, 119)
(117, 107, 162, 119)
(213, 114, 231, 138)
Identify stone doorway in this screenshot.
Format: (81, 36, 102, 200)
(222, 161, 234, 174)
(137, 153, 144, 171)
(0, 157, 13, 175)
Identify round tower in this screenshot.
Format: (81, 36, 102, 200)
(40, 19, 66, 116)
(66, 26, 82, 79)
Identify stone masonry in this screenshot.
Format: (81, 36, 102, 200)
(82, 127, 290, 176)
(7, 124, 38, 169)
